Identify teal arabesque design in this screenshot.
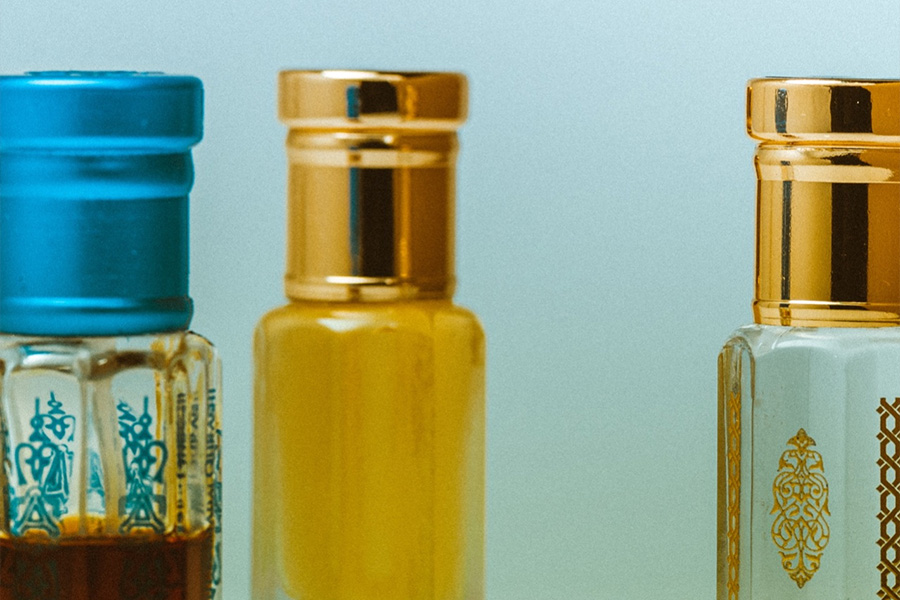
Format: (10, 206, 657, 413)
(5, 392, 172, 535)
(12, 393, 75, 536)
(118, 397, 168, 533)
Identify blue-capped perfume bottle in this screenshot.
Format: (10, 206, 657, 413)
(0, 72, 221, 600)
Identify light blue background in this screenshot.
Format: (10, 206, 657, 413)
(1, 1, 898, 597)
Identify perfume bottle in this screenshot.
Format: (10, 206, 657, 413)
(0, 72, 222, 600)
(718, 78, 900, 598)
(252, 71, 485, 600)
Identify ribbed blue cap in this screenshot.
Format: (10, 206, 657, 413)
(0, 71, 203, 336)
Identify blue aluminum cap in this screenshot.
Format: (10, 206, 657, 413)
(0, 71, 203, 336)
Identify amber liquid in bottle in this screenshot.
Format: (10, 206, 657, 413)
(255, 302, 484, 599)
(252, 71, 485, 600)
(0, 522, 212, 600)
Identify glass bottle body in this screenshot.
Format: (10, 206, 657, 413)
(0, 332, 222, 600)
(252, 299, 485, 600)
(718, 325, 900, 599)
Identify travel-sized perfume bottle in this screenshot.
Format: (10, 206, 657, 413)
(718, 78, 900, 598)
(253, 71, 485, 600)
(0, 72, 221, 600)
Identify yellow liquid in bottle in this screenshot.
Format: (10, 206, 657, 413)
(252, 300, 485, 600)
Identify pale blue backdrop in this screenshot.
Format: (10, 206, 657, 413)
(1, 1, 897, 597)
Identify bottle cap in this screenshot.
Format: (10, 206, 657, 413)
(748, 77, 900, 327)
(279, 70, 467, 130)
(278, 70, 467, 301)
(748, 78, 900, 144)
(0, 71, 203, 336)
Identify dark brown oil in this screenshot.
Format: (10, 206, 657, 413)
(0, 528, 212, 600)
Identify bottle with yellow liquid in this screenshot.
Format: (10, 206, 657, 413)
(718, 78, 900, 598)
(252, 70, 485, 600)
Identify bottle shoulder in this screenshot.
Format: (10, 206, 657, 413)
(256, 300, 483, 338)
(0, 330, 218, 376)
(721, 324, 900, 358)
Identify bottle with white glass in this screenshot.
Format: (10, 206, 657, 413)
(719, 78, 900, 599)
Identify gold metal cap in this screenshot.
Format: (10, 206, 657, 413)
(749, 78, 900, 327)
(748, 78, 900, 144)
(279, 70, 467, 130)
(278, 70, 467, 301)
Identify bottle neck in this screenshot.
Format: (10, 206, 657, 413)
(284, 129, 457, 302)
(754, 144, 900, 327)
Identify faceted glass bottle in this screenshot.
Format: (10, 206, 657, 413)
(718, 78, 900, 599)
(0, 73, 222, 600)
(253, 71, 485, 600)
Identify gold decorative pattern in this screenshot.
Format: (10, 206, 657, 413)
(771, 429, 830, 588)
(725, 390, 741, 600)
(877, 397, 900, 599)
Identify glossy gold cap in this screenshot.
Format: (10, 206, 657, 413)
(279, 70, 467, 130)
(749, 78, 900, 327)
(748, 78, 900, 144)
(278, 70, 467, 301)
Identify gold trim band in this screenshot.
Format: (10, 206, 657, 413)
(877, 397, 900, 598)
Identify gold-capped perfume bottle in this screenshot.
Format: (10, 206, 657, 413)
(718, 78, 900, 598)
(252, 71, 485, 600)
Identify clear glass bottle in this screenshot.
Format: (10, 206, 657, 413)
(718, 78, 900, 599)
(252, 71, 485, 600)
(0, 72, 222, 600)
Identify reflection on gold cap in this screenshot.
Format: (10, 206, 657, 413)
(278, 71, 467, 301)
(749, 78, 900, 326)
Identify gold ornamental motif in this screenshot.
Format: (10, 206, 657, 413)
(771, 429, 830, 588)
(725, 391, 741, 600)
(877, 397, 900, 599)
